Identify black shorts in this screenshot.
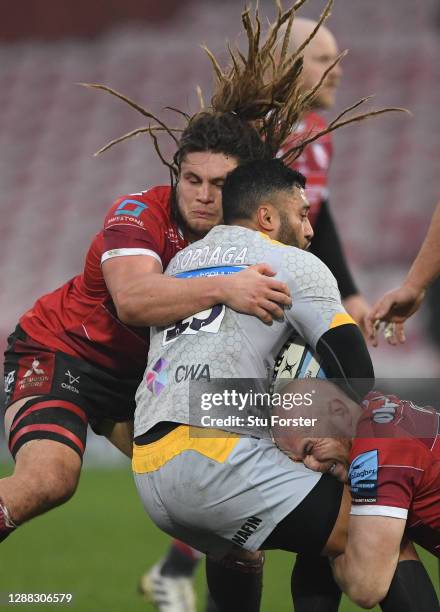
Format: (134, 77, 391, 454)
(261, 473, 344, 554)
(3, 325, 141, 426)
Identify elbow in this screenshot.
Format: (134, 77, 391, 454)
(113, 293, 143, 327)
(347, 583, 389, 609)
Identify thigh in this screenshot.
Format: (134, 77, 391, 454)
(3, 325, 138, 425)
(6, 394, 89, 462)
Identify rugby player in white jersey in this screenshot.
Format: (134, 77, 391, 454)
(132, 158, 374, 612)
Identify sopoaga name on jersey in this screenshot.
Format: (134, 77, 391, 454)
(19, 186, 186, 376)
(135, 225, 352, 438)
(349, 391, 440, 557)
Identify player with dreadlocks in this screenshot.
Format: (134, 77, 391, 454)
(2, 89, 290, 539)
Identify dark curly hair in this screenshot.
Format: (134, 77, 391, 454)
(173, 112, 271, 169)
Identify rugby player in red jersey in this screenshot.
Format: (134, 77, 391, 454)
(272, 379, 440, 610)
(1, 114, 294, 543)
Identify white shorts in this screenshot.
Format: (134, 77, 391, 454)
(133, 425, 322, 558)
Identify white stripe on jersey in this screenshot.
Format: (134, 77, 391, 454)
(350, 505, 408, 520)
(101, 248, 162, 268)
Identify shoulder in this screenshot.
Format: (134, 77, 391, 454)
(107, 185, 171, 215)
(104, 186, 172, 229)
(283, 246, 337, 287)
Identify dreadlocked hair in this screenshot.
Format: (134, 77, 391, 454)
(80, 0, 408, 172)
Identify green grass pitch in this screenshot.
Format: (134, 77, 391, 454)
(0, 466, 438, 610)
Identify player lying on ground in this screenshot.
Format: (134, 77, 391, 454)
(272, 375, 440, 610)
(132, 157, 376, 612)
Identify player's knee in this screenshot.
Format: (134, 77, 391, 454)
(348, 584, 388, 609)
(219, 549, 265, 574)
(32, 461, 80, 510)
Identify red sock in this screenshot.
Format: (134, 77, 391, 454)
(172, 539, 203, 561)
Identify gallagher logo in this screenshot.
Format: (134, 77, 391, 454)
(146, 358, 169, 396)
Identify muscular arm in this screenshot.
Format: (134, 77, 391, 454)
(403, 201, 440, 291)
(103, 255, 292, 327)
(331, 515, 405, 608)
(366, 202, 440, 343)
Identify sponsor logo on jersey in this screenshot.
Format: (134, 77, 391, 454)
(61, 370, 80, 394)
(23, 359, 45, 378)
(18, 358, 50, 393)
(349, 449, 378, 502)
(163, 305, 225, 346)
(114, 199, 148, 218)
(146, 358, 169, 396)
(231, 516, 263, 547)
(175, 364, 211, 383)
(176, 265, 245, 279)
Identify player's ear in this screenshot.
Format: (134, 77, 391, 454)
(257, 202, 278, 232)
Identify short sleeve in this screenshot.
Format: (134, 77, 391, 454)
(349, 439, 424, 520)
(102, 191, 170, 269)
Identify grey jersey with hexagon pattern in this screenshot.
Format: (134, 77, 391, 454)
(134, 225, 350, 437)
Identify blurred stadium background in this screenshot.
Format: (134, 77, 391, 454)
(0, 0, 439, 609)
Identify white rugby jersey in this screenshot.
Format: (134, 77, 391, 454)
(135, 225, 352, 437)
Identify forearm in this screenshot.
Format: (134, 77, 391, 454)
(331, 552, 387, 609)
(116, 273, 225, 327)
(404, 202, 440, 291)
(331, 516, 403, 608)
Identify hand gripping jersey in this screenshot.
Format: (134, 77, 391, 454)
(135, 225, 352, 438)
(18, 186, 186, 377)
(349, 391, 440, 557)
(279, 112, 332, 228)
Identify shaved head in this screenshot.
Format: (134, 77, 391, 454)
(279, 17, 342, 110)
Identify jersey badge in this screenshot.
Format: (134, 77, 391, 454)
(115, 199, 148, 218)
(349, 449, 378, 502)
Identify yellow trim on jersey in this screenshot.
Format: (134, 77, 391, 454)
(258, 232, 285, 247)
(132, 425, 239, 474)
(329, 312, 356, 329)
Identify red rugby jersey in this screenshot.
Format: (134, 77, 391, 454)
(279, 112, 332, 228)
(349, 391, 440, 557)
(19, 186, 186, 376)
